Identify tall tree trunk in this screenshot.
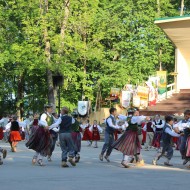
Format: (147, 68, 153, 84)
(40, 0, 56, 110)
(16, 75, 24, 120)
(180, 0, 185, 16)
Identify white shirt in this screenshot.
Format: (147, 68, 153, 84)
(105, 115, 121, 129)
(89, 125, 103, 133)
(164, 124, 180, 137)
(39, 112, 56, 127)
(131, 116, 146, 125)
(173, 120, 190, 131)
(49, 115, 75, 130)
(5, 121, 26, 131)
(153, 119, 165, 129)
(0, 117, 9, 127)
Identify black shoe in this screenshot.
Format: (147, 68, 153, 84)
(99, 154, 103, 161)
(104, 155, 110, 162)
(183, 159, 189, 165)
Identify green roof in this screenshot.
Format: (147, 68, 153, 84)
(155, 15, 190, 21)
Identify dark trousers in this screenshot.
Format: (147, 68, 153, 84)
(101, 131, 114, 156)
(49, 137, 57, 157)
(59, 133, 75, 162)
(180, 136, 187, 159)
(158, 143, 173, 160)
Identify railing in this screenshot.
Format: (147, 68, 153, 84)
(157, 83, 176, 102)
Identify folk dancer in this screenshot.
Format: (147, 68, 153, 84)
(89, 120, 103, 148)
(152, 115, 165, 150)
(173, 110, 190, 166)
(143, 118, 154, 151)
(152, 115, 181, 166)
(50, 107, 76, 167)
(26, 105, 55, 166)
(99, 107, 122, 162)
(71, 113, 82, 163)
(81, 120, 92, 146)
(5, 116, 22, 152)
(112, 110, 149, 168)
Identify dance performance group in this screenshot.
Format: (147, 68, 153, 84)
(1, 106, 190, 169)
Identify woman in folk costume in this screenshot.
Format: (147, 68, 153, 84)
(89, 120, 103, 148)
(26, 105, 56, 166)
(6, 116, 22, 152)
(112, 110, 150, 168)
(29, 113, 39, 134)
(81, 120, 92, 146)
(152, 115, 165, 149)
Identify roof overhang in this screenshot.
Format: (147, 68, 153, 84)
(155, 16, 190, 64)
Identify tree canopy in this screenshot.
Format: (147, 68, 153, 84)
(0, 0, 189, 117)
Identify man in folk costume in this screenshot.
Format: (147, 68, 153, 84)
(112, 110, 150, 168)
(0, 147, 7, 165)
(152, 115, 165, 149)
(173, 110, 190, 165)
(89, 120, 103, 148)
(50, 107, 76, 167)
(99, 108, 122, 162)
(143, 118, 154, 151)
(152, 115, 181, 166)
(71, 112, 82, 163)
(26, 105, 55, 166)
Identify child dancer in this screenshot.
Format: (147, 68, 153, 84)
(81, 120, 92, 146)
(89, 120, 103, 148)
(152, 115, 181, 166)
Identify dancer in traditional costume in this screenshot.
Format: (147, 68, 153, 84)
(50, 107, 76, 167)
(5, 116, 22, 152)
(173, 110, 190, 165)
(0, 147, 7, 165)
(152, 115, 165, 149)
(81, 120, 92, 146)
(143, 119, 154, 151)
(112, 110, 149, 168)
(0, 115, 9, 142)
(152, 115, 181, 166)
(99, 108, 122, 162)
(71, 113, 82, 163)
(89, 120, 103, 148)
(26, 105, 55, 166)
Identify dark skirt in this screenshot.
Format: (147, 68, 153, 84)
(26, 126, 51, 157)
(92, 131, 100, 141)
(112, 130, 141, 156)
(152, 132, 162, 148)
(186, 136, 190, 157)
(71, 132, 81, 152)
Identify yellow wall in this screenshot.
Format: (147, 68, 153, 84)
(176, 49, 190, 90)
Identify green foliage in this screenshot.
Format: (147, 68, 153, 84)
(0, 0, 188, 116)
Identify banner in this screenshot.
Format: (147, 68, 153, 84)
(157, 71, 167, 95)
(121, 91, 131, 108)
(137, 86, 149, 108)
(110, 88, 120, 101)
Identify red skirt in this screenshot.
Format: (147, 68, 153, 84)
(9, 131, 22, 142)
(186, 136, 190, 157)
(0, 128, 4, 140)
(152, 132, 162, 148)
(82, 129, 92, 141)
(112, 130, 141, 156)
(92, 131, 100, 141)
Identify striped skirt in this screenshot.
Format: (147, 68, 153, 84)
(71, 132, 82, 153)
(26, 126, 51, 157)
(112, 130, 141, 156)
(186, 136, 190, 157)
